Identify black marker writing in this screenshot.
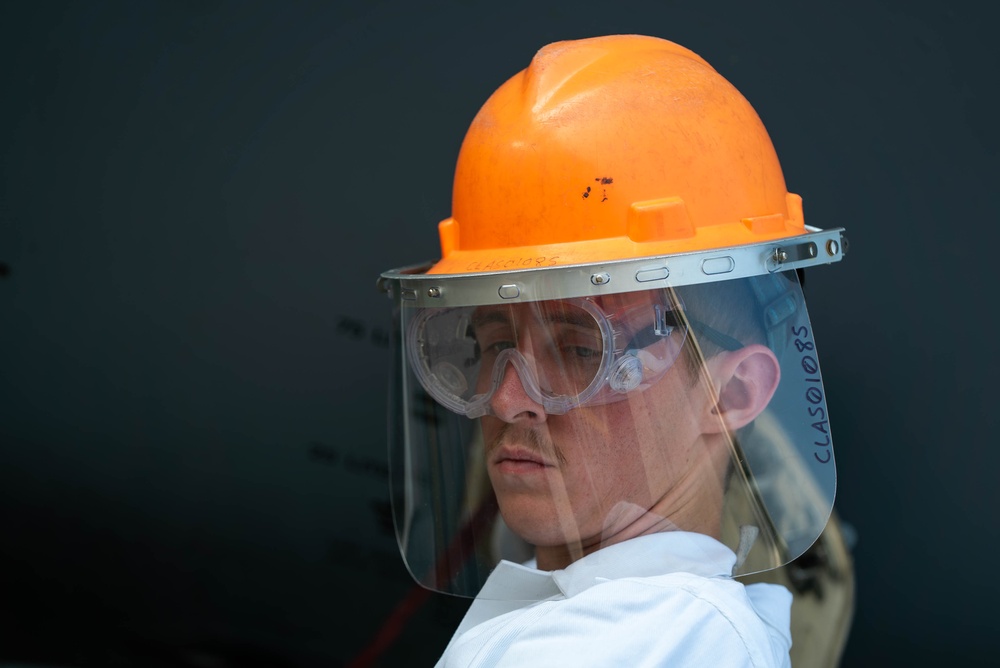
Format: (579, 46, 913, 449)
(792, 325, 832, 464)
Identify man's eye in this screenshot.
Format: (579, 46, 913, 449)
(564, 345, 600, 359)
(482, 340, 516, 354)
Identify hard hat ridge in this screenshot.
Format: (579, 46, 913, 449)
(430, 34, 805, 275)
(520, 34, 712, 116)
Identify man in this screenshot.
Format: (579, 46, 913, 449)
(378, 34, 847, 667)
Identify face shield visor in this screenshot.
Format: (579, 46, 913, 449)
(379, 229, 845, 598)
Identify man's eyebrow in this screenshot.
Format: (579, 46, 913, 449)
(541, 308, 595, 328)
(471, 304, 595, 330)
(471, 308, 511, 329)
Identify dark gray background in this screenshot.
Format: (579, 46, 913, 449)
(1, 1, 997, 666)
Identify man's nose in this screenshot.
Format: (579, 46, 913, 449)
(489, 360, 547, 424)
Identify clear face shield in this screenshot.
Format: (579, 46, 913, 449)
(380, 231, 844, 598)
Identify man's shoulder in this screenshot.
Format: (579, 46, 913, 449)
(583, 574, 792, 667)
(441, 575, 790, 667)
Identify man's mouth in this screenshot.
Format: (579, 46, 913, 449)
(491, 445, 555, 474)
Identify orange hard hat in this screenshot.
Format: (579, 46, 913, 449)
(429, 34, 806, 275)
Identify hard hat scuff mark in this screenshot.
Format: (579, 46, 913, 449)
(583, 177, 614, 201)
(596, 176, 612, 201)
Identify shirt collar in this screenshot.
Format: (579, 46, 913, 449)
(550, 531, 737, 597)
(452, 532, 737, 638)
(480, 531, 736, 602)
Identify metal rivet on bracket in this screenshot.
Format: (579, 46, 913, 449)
(498, 284, 520, 299)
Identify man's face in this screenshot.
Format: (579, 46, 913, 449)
(474, 290, 727, 556)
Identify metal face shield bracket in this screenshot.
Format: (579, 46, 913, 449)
(378, 226, 847, 309)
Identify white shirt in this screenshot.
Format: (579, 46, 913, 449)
(436, 532, 792, 667)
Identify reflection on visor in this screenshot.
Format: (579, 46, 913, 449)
(406, 293, 689, 418)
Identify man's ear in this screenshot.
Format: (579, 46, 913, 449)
(702, 344, 781, 433)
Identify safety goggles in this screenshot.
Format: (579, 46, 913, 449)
(406, 292, 689, 418)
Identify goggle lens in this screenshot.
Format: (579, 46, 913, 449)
(408, 295, 687, 416)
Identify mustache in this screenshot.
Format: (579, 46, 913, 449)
(486, 423, 566, 466)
